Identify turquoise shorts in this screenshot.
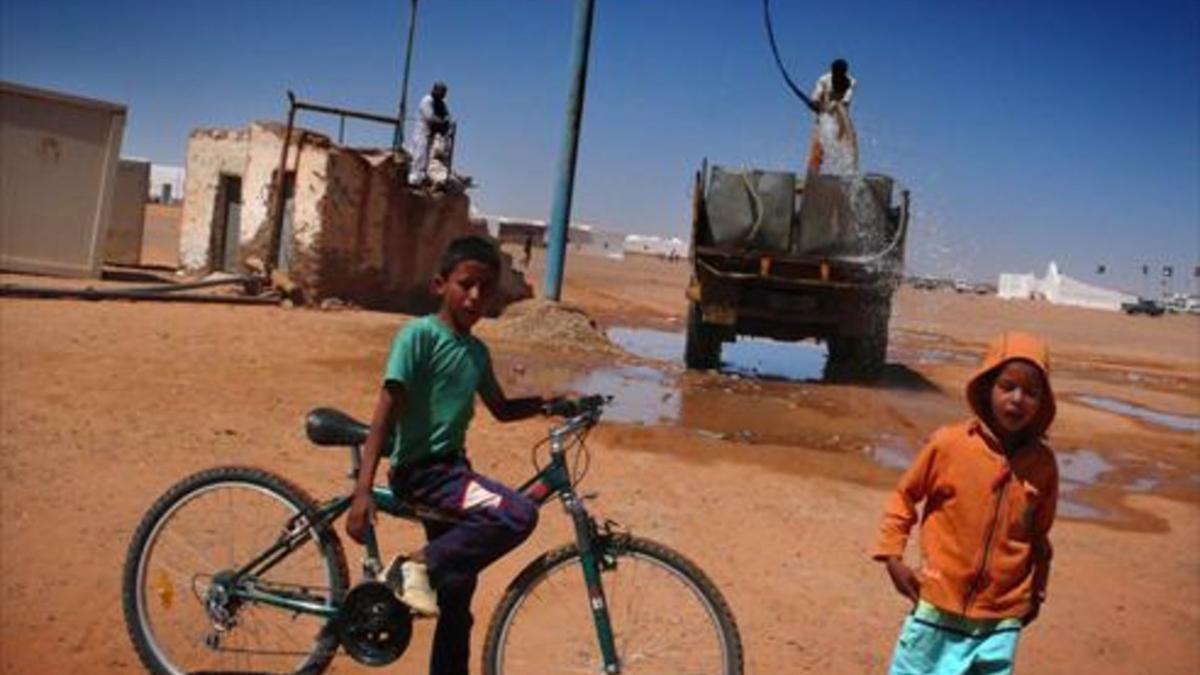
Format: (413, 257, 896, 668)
(888, 601, 1023, 675)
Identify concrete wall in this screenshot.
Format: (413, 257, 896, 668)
(295, 148, 524, 312)
(181, 122, 335, 272)
(179, 127, 248, 268)
(0, 81, 126, 277)
(241, 122, 293, 250)
(104, 158, 150, 265)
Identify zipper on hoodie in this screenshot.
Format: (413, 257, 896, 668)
(962, 468, 1011, 614)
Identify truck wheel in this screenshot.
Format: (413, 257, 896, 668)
(685, 303, 721, 370)
(825, 303, 889, 381)
(857, 321, 888, 380)
(824, 337, 855, 380)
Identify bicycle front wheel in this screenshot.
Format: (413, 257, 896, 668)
(483, 535, 743, 674)
(122, 466, 349, 675)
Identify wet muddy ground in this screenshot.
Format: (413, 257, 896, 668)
(518, 321, 1199, 532)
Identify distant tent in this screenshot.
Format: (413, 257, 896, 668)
(624, 234, 685, 258)
(997, 262, 1136, 312)
(998, 273, 1038, 300)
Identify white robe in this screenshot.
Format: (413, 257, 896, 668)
(408, 94, 450, 183)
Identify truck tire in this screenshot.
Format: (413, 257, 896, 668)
(685, 302, 721, 370)
(825, 302, 890, 381)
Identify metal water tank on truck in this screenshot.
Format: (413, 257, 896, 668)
(684, 163, 909, 379)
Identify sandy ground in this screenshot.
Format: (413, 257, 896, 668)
(1, 248, 1198, 674)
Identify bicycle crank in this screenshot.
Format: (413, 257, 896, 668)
(333, 581, 412, 666)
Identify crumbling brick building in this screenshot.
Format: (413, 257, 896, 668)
(180, 121, 527, 312)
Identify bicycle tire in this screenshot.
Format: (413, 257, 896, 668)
(482, 535, 743, 675)
(122, 466, 350, 675)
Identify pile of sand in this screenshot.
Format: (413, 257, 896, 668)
(485, 298, 619, 354)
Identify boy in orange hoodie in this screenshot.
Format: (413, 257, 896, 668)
(873, 332, 1058, 674)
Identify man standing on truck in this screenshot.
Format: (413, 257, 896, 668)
(409, 81, 453, 186)
(806, 59, 859, 177)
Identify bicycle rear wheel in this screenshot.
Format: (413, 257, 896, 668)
(122, 466, 349, 675)
(483, 535, 743, 674)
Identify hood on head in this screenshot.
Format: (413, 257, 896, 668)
(966, 331, 1056, 439)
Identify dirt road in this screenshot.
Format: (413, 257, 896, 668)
(1, 251, 1197, 674)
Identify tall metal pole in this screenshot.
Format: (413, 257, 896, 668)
(393, 0, 419, 152)
(543, 0, 597, 302)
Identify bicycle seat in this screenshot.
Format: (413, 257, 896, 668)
(305, 407, 369, 447)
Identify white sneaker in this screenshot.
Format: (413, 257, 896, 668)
(386, 557, 439, 617)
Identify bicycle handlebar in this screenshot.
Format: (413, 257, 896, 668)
(542, 394, 610, 419)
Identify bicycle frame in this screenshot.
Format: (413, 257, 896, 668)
(223, 408, 623, 672)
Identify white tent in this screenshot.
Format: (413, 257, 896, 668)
(624, 234, 686, 258)
(997, 262, 1136, 311)
(998, 273, 1038, 300)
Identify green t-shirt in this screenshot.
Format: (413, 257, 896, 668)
(384, 315, 500, 468)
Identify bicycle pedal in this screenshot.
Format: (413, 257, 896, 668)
(361, 556, 383, 582)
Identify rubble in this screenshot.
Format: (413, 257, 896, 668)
(485, 299, 619, 354)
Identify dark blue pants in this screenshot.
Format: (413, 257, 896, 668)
(392, 458, 539, 675)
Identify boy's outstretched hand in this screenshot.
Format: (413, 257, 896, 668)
(345, 490, 376, 545)
(884, 556, 922, 604)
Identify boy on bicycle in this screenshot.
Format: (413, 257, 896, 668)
(346, 235, 561, 675)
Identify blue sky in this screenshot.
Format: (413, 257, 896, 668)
(2, 1, 1197, 292)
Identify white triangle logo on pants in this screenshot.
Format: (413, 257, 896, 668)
(462, 480, 503, 510)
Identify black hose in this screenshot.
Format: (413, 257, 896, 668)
(762, 0, 818, 113)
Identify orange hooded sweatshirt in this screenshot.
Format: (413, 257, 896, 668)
(873, 331, 1059, 619)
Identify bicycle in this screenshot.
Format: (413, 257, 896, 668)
(122, 395, 744, 674)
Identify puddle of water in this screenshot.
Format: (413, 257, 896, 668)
(1075, 395, 1200, 433)
(919, 348, 975, 366)
(1058, 449, 1115, 485)
(608, 327, 827, 381)
(858, 443, 1179, 523)
(861, 434, 915, 471)
(1055, 449, 1118, 520)
(1056, 500, 1109, 520)
(567, 365, 679, 426)
(1126, 475, 1162, 492)
(607, 327, 684, 363)
(723, 338, 826, 381)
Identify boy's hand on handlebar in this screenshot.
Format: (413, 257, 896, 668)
(345, 490, 376, 545)
(542, 394, 609, 417)
(541, 395, 571, 416)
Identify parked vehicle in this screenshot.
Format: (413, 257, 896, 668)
(1122, 298, 1166, 316)
(1162, 293, 1200, 315)
(685, 163, 908, 379)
